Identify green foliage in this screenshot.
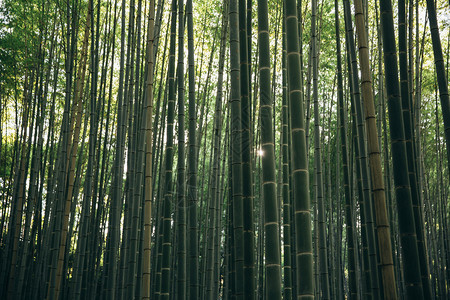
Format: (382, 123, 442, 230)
(0, 139, 14, 184)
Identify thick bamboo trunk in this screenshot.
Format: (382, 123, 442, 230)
(258, 0, 282, 299)
(284, 0, 314, 298)
(353, 0, 397, 298)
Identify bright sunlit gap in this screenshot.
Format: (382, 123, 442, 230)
(257, 148, 264, 157)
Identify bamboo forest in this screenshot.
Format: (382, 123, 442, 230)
(0, 0, 449, 298)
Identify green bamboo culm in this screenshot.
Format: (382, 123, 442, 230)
(342, 0, 380, 297)
(176, 0, 187, 298)
(283, 0, 314, 298)
(142, 0, 156, 297)
(239, 0, 255, 298)
(379, 0, 424, 298)
(160, 0, 178, 298)
(281, 11, 292, 300)
(186, 0, 199, 298)
(257, 0, 282, 299)
(205, 2, 228, 298)
(398, 0, 432, 297)
(124, 0, 142, 296)
(106, 0, 126, 297)
(334, 0, 357, 297)
(311, 0, 330, 297)
(229, 0, 244, 298)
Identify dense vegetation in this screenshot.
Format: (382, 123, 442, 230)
(0, 0, 448, 299)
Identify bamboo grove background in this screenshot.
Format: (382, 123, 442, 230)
(0, 0, 449, 299)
